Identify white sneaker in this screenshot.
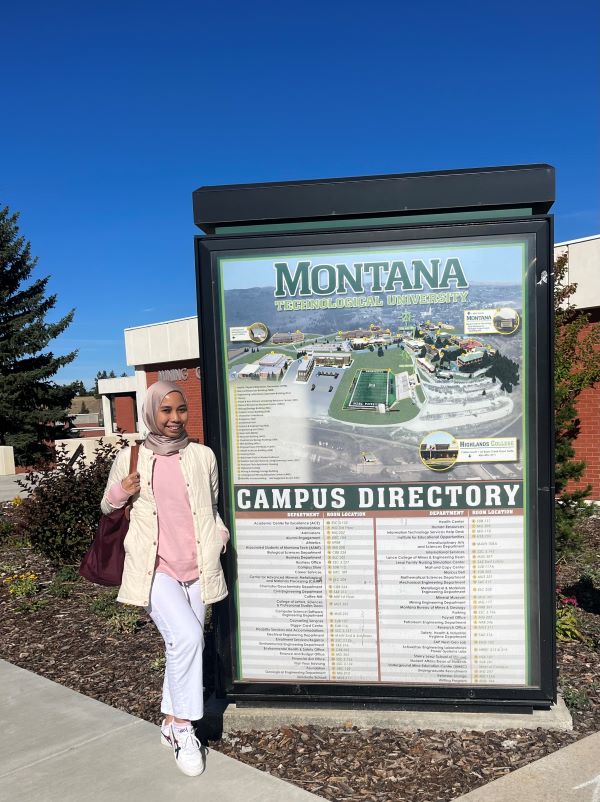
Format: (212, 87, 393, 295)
(169, 724, 205, 777)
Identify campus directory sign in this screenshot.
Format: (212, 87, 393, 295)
(197, 218, 554, 706)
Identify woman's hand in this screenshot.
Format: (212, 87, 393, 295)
(121, 471, 141, 497)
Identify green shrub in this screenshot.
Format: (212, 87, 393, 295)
(16, 439, 126, 565)
(54, 565, 80, 583)
(89, 588, 120, 616)
(556, 605, 584, 642)
(561, 684, 591, 711)
(3, 571, 47, 613)
(555, 588, 585, 643)
(48, 579, 72, 598)
(90, 588, 143, 633)
(107, 608, 142, 634)
(3, 571, 39, 598)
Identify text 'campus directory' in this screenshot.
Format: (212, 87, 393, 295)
(218, 235, 531, 687)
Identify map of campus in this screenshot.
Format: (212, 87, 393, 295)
(221, 244, 525, 485)
(228, 320, 520, 434)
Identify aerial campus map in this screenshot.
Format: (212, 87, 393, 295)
(220, 238, 526, 486)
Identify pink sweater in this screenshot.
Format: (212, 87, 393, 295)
(107, 453, 227, 582)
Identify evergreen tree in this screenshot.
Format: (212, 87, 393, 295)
(554, 252, 600, 555)
(0, 206, 76, 464)
(485, 351, 519, 391)
(93, 369, 108, 397)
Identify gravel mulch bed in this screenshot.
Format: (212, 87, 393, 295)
(1, 519, 599, 802)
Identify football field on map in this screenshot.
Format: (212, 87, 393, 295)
(347, 369, 390, 408)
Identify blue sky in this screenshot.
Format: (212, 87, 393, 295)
(1, 0, 598, 388)
(220, 239, 526, 290)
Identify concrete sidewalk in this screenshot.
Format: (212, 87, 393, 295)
(0, 474, 25, 502)
(2, 659, 598, 802)
(0, 660, 321, 802)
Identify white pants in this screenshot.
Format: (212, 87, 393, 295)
(146, 572, 205, 721)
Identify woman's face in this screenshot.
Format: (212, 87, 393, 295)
(155, 392, 188, 438)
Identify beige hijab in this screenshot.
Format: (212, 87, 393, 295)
(141, 381, 189, 455)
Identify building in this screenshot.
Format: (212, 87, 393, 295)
(305, 342, 351, 354)
(237, 363, 261, 380)
(340, 328, 377, 339)
(416, 357, 436, 374)
(303, 343, 353, 368)
(458, 338, 482, 351)
(271, 331, 304, 344)
(257, 353, 287, 379)
(312, 351, 353, 368)
(555, 235, 600, 500)
(494, 310, 519, 333)
(457, 349, 486, 368)
(297, 356, 315, 382)
(98, 316, 204, 442)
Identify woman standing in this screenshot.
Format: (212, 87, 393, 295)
(101, 380, 229, 777)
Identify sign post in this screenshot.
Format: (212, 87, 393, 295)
(194, 165, 555, 709)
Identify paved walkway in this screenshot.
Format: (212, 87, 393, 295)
(1, 658, 598, 802)
(0, 660, 320, 802)
(0, 474, 25, 502)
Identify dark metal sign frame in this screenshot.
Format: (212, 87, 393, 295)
(195, 215, 555, 709)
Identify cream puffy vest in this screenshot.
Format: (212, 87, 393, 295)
(101, 443, 228, 608)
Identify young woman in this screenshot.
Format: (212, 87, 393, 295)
(101, 380, 229, 777)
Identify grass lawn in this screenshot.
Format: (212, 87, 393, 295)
(328, 347, 420, 426)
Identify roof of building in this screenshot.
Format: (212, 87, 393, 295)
(238, 363, 261, 376)
(555, 234, 599, 247)
(259, 353, 286, 366)
(458, 349, 486, 362)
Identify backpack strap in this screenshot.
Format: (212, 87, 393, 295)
(128, 444, 140, 474)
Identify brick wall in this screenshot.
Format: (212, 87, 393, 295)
(113, 395, 137, 434)
(145, 361, 204, 443)
(569, 384, 600, 500)
(567, 317, 600, 501)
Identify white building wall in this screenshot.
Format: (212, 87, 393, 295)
(555, 235, 600, 311)
(98, 375, 139, 437)
(135, 368, 149, 437)
(125, 316, 199, 366)
(101, 395, 113, 435)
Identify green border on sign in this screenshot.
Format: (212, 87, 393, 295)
(216, 257, 244, 678)
(217, 234, 533, 688)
